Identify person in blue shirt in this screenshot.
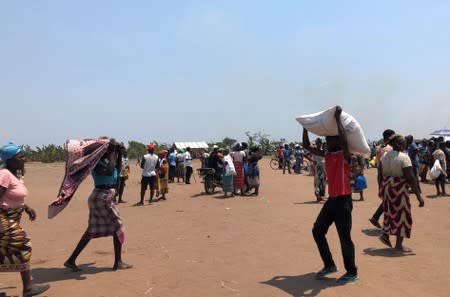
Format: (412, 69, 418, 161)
(64, 140, 132, 272)
(168, 148, 177, 183)
(294, 145, 304, 174)
(282, 144, 292, 174)
(406, 135, 421, 193)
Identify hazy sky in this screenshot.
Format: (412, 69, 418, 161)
(1, 1, 449, 147)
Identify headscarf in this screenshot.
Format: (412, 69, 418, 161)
(386, 134, 405, 149)
(147, 143, 155, 153)
(0, 142, 22, 162)
(158, 150, 168, 158)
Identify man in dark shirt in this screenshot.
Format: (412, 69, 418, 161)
(406, 135, 421, 193)
(208, 146, 223, 176)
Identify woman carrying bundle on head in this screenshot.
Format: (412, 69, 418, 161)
(64, 140, 132, 272)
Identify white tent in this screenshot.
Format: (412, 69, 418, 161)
(173, 141, 209, 150)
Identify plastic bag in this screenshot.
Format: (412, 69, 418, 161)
(430, 159, 442, 180)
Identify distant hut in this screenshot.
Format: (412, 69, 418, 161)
(173, 141, 209, 158)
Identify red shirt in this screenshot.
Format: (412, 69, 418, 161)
(325, 151, 351, 197)
(277, 147, 283, 159)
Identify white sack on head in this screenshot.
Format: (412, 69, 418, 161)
(296, 105, 370, 156)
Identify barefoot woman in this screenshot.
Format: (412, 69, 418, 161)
(64, 140, 132, 271)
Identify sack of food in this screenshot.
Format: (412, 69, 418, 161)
(296, 105, 370, 156)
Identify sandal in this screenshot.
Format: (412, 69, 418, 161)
(23, 284, 50, 297)
(378, 233, 392, 248)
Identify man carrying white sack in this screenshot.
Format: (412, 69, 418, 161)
(302, 106, 358, 284)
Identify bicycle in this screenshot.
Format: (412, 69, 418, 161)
(269, 157, 280, 170)
(197, 168, 222, 194)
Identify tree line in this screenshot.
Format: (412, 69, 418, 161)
(17, 132, 284, 163)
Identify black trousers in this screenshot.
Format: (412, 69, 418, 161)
(372, 203, 384, 220)
(117, 177, 126, 200)
(169, 165, 176, 181)
(312, 195, 357, 275)
(185, 166, 193, 183)
(412, 165, 421, 192)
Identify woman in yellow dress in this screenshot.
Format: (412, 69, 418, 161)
(157, 150, 169, 200)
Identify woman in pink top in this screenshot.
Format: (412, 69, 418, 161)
(0, 143, 50, 297)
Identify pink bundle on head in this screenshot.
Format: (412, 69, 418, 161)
(48, 138, 111, 218)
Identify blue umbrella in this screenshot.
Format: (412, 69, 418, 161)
(430, 129, 450, 137)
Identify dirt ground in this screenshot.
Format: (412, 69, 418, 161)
(1, 158, 449, 297)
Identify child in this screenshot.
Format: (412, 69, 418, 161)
(350, 155, 367, 201)
(352, 171, 367, 201)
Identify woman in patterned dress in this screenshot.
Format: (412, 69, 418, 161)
(378, 134, 425, 252)
(64, 140, 132, 272)
(246, 145, 262, 196)
(230, 143, 246, 195)
(0, 143, 50, 296)
(157, 150, 169, 200)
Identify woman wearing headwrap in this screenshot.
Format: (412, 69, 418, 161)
(378, 134, 424, 252)
(222, 149, 235, 197)
(157, 150, 169, 200)
(246, 144, 262, 196)
(64, 140, 132, 271)
(0, 143, 50, 296)
(230, 143, 246, 195)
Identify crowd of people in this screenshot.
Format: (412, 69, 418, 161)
(1, 114, 449, 294)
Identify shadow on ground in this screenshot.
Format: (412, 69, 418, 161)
(261, 273, 340, 297)
(293, 201, 322, 205)
(363, 248, 416, 257)
(426, 194, 441, 199)
(0, 288, 16, 297)
(361, 228, 382, 237)
(30, 263, 111, 284)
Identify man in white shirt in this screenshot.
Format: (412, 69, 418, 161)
(184, 147, 193, 184)
(138, 144, 160, 205)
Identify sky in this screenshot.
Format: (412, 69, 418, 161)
(1, 0, 449, 147)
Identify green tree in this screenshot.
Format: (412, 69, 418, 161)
(127, 141, 147, 160)
(217, 137, 237, 149)
(244, 131, 274, 155)
(22, 144, 66, 163)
